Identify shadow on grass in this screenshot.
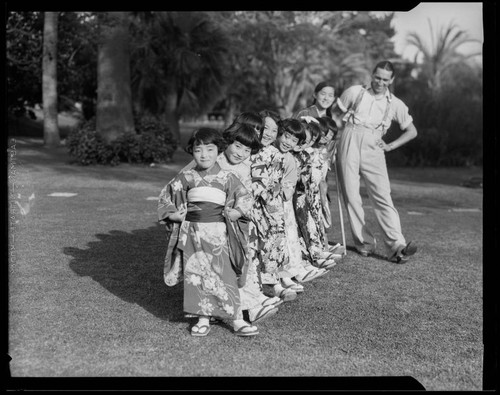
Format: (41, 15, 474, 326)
(64, 223, 185, 323)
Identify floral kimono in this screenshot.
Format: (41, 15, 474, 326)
(317, 145, 333, 231)
(178, 153, 262, 311)
(294, 147, 329, 259)
(280, 151, 310, 277)
(216, 154, 263, 311)
(248, 145, 288, 285)
(158, 163, 252, 320)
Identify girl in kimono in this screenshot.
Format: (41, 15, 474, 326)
(179, 116, 283, 322)
(218, 121, 282, 323)
(248, 111, 297, 302)
(158, 128, 258, 337)
(315, 116, 339, 251)
(272, 119, 328, 295)
(293, 83, 345, 256)
(292, 118, 337, 270)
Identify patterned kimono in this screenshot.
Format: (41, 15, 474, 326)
(293, 147, 328, 261)
(248, 145, 288, 285)
(217, 154, 263, 311)
(280, 151, 310, 277)
(158, 163, 252, 320)
(309, 147, 330, 251)
(178, 153, 262, 311)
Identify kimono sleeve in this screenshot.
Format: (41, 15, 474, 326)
(225, 172, 253, 218)
(224, 173, 251, 288)
(158, 173, 189, 287)
(250, 151, 283, 202)
(296, 153, 312, 188)
(157, 173, 188, 223)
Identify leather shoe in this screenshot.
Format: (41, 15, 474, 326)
(390, 241, 417, 263)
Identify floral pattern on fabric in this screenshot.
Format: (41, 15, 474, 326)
(217, 153, 262, 310)
(158, 164, 252, 319)
(293, 148, 329, 260)
(248, 145, 288, 284)
(282, 199, 309, 277)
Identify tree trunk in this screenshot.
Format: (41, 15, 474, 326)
(283, 69, 308, 117)
(42, 12, 60, 147)
(96, 12, 135, 144)
(162, 80, 180, 145)
(223, 98, 236, 129)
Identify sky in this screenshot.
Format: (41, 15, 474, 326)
(387, 2, 483, 61)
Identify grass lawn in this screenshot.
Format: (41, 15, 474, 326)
(6, 122, 485, 390)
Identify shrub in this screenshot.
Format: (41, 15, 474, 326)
(67, 116, 177, 166)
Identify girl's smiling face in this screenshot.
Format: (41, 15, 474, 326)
(225, 141, 252, 165)
(276, 131, 300, 153)
(318, 129, 334, 146)
(260, 117, 278, 146)
(193, 143, 219, 170)
(314, 86, 335, 110)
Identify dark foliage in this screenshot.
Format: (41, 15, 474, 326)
(67, 115, 177, 166)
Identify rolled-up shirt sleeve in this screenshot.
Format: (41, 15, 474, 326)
(392, 98, 414, 130)
(337, 85, 363, 113)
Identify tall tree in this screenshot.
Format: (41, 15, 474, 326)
(42, 11, 60, 147)
(96, 12, 135, 144)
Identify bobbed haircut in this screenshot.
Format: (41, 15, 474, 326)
(300, 119, 322, 146)
(257, 109, 282, 142)
(232, 111, 265, 133)
(258, 109, 281, 125)
(277, 118, 306, 144)
(223, 122, 263, 155)
(184, 128, 226, 155)
(316, 116, 338, 140)
(373, 60, 395, 77)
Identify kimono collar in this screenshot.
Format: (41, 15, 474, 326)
(195, 162, 222, 177)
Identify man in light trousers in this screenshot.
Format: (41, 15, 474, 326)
(332, 60, 418, 263)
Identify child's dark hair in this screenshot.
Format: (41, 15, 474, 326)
(315, 117, 338, 143)
(258, 109, 281, 124)
(231, 112, 265, 133)
(300, 119, 321, 146)
(223, 123, 263, 155)
(277, 118, 306, 145)
(185, 128, 225, 155)
(312, 81, 336, 118)
(257, 109, 281, 141)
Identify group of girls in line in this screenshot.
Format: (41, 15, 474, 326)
(158, 82, 342, 337)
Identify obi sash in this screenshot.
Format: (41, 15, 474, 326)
(184, 186, 249, 287)
(185, 202, 225, 223)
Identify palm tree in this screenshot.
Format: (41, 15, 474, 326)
(130, 12, 230, 144)
(406, 19, 482, 92)
(96, 12, 135, 144)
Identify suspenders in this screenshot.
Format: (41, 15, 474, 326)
(346, 86, 392, 133)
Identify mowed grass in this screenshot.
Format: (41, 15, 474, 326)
(7, 130, 484, 391)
